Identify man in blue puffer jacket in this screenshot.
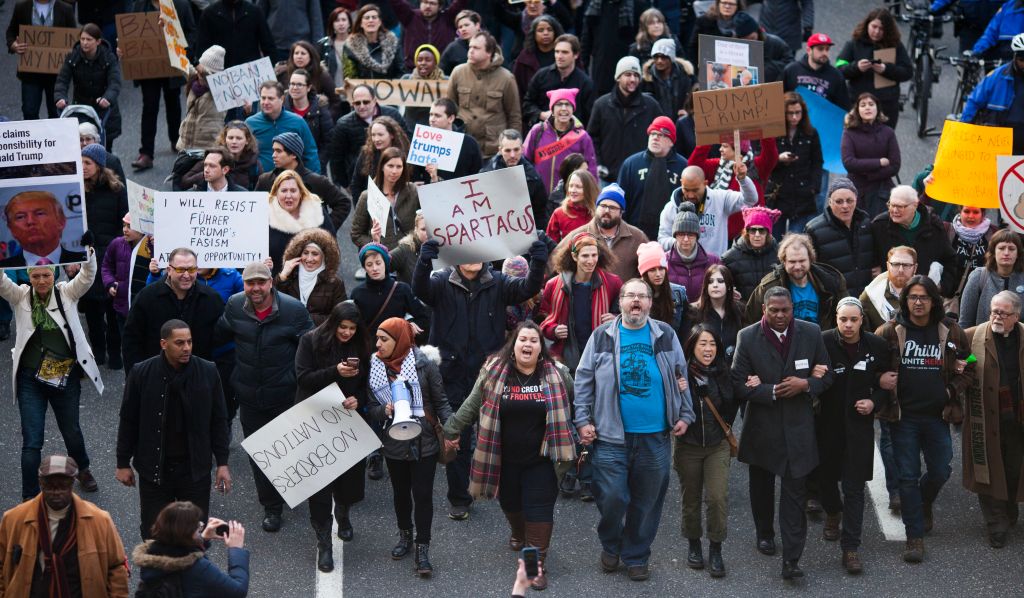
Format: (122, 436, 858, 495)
(962, 33, 1024, 152)
(971, 0, 1024, 60)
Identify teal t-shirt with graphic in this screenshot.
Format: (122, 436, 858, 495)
(618, 322, 667, 433)
(789, 281, 819, 325)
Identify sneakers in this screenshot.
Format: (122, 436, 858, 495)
(448, 504, 469, 521)
(903, 538, 924, 563)
(77, 469, 98, 492)
(131, 154, 154, 171)
(842, 550, 863, 574)
(686, 538, 704, 569)
(823, 513, 841, 541)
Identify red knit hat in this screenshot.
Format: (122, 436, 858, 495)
(647, 116, 676, 143)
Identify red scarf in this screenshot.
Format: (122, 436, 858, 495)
(541, 269, 613, 333)
(37, 498, 77, 598)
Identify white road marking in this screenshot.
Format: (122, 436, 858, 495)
(315, 519, 344, 597)
(868, 441, 906, 542)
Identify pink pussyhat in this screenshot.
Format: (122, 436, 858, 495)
(547, 87, 580, 110)
(741, 205, 781, 230)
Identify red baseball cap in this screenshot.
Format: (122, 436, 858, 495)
(806, 33, 834, 48)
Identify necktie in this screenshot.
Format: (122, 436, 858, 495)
(779, 333, 786, 344)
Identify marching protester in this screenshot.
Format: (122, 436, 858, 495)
(54, 23, 123, 151)
(512, 15, 564, 101)
(349, 116, 410, 199)
(0, 245, 103, 501)
(343, 4, 404, 79)
(0, 455, 129, 597)
(389, 212, 429, 286)
(522, 34, 596, 129)
(283, 68, 335, 169)
(275, 228, 347, 325)
(267, 169, 336, 274)
(769, 92, 823, 237)
(544, 169, 599, 245)
(181, 121, 263, 192)
(958, 229, 1024, 328)
(818, 298, 893, 574)
(246, 81, 321, 174)
(658, 164, 758, 258)
(116, 320, 231, 540)
(400, 43, 446, 131)
(667, 203, 721, 304)
(618, 117, 687, 241)
(523, 88, 598, 198)
(876, 275, 971, 563)
(443, 321, 577, 591)
(254, 132, 351, 230)
(962, 291, 1024, 548)
(573, 278, 694, 582)
(368, 317, 451, 578)
(101, 213, 151, 327)
(295, 302, 372, 571)
(350, 242, 429, 335)
(276, 41, 341, 120)
(446, 31, 522, 157)
(637, 242, 689, 338)
(318, 7, 351, 91)
(840, 93, 900, 217)
(588, 56, 662, 186)
(193, 147, 247, 192)
(327, 84, 406, 190)
(481, 129, 549, 227)
(7, 0, 78, 120)
(731, 286, 833, 579)
(836, 8, 913, 130)
(688, 264, 745, 360)
(805, 178, 876, 297)
(217, 262, 314, 533)
(132, 502, 249, 597)
(413, 98, 482, 183)
(722, 206, 781, 302)
(176, 46, 227, 154)
(945, 205, 995, 316)
(350, 147, 421, 251)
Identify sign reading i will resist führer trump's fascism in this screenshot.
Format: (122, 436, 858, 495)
(241, 383, 382, 508)
(154, 191, 268, 268)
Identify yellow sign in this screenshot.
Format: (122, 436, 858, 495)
(926, 120, 1012, 208)
(159, 0, 190, 73)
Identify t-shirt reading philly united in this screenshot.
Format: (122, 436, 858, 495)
(500, 369, 547, 463)
(897, 323, 947, 416)
(618, 323, 667, 433)
(789, 281, 819, 325)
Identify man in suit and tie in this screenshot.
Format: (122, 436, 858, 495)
(731, 286, 832, 580)
(0, 190, 85, 267)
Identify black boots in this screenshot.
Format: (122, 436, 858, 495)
(334, 504, 353, 542)
(414, 543, 433, 577)
(708, 541, 725, 577)
(392, 529, 414, 559)
(367, 453, 384, 480)
(312, 521, 334, 572)
(687, 538, 704, 569)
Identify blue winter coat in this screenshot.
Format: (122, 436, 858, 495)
(972, 0, 1024, 58)
(962, 62, 1017, 124)
(134, 541, 249, 598)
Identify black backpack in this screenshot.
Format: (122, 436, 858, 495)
(134, 572, 184, 598)
(170, 149, 207, 191)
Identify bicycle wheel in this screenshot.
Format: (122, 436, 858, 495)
(916, 52, 933, 137)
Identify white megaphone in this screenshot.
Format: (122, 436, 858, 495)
(387, 377, 422, 441)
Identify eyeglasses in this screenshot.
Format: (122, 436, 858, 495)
(907, 294, 931, 304)
(888, 261, 915, 270)
(887, 202, 914, 211)
(352, 100, 372, 106)
(991, 309, 1017, 319)
(597, 203, 622, 212)
(169, 266, 198, 274)
(622, 292, 650, 300)
(747, 227, 769, 235)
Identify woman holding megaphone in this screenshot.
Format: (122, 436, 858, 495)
(368, 317, 451, 578)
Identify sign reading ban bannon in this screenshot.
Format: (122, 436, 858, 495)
(692, 81, 785, 145)
(418, 166, 536, 266)
(241, 384, 381, 508)
(154, 191, 268, 268)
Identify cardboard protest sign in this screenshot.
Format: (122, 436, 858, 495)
(795, 87, 847, 174)
(0, 119, 87, 268)
(241, 383, 381, 508)
(344, 79, 449, 107)
(154, 191, 268, 267)
(873, 48, 897, 89)
(692, 81, 786, 145)
(207, 57, 277, 111)
(116, 13, 180, 80)
(926, 121, 1012, 209)
(17, 25, 78, 75)
(126, 180, 156, 235)
(365, 176, 392, 235)
(408, 124, 464, 172)
(997, 156, 1024, 232)
(418, 166, 537, 266)
(697, 34, 764, 90)
(159, 0, 190, 73)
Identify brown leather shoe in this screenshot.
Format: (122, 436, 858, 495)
(600, 551, 619, 572)
(504, 511, 525, 551)
(823, 513, 841, 541)
(131, 154, 154, 171)
(77, 469, 98, 492)
(525, 521, 553, 591)
(842, 550, 863, 574)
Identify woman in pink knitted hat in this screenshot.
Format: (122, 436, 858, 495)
(721, 205, 781, 302)
(523, 87, 598, 195)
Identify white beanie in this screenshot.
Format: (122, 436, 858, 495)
(614, 56, 641, 81)
(199, 45, 226, 74)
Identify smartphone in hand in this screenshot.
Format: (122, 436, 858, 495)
(215, 524, 229, 537)
(521, 547, 539, 579)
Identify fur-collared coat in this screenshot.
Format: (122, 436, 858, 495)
(267, 193, 336, 275)
(276, 228, 347, 325)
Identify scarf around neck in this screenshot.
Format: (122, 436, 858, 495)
(369, 350, 424, 416)
(297, 264, 325, 306)
(32, 290, 59, 331)
(710, 148, 753, 190)
(585, 0, 635, 29)
(952, 215, 991, 244)
(37, 497, 78, 598)
(347, 31, 400, 75)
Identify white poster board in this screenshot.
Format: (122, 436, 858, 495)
(241, 383, 382, 508)
(207, 57, 277, 111)
(126, 179, 156, 235)
(0, 118, 87, 268)
(366, 176, 391, 235)
(154, 191, 268, 267)
(998, 156, 1024, 233)
(418, 166, 536, 266)
(407, 124, 464, 172)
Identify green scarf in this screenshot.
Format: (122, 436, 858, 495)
(31, 291, 58, 331)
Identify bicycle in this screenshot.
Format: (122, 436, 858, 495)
(945, 53, 1001, 122)
(892, 1, 953, 137)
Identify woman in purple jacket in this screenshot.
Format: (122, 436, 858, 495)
(101, 213, 151, 332)
(840, 92, 901, 217)
(523, 88, 597, 195)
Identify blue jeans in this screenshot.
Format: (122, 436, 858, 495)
(17, 369, 87, 499)
(590, 432, 672, 566)
(878, 420, 899, 496)
(890, 413, 952, 539)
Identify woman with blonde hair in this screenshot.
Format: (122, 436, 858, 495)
(267, 169, 335, 273)
(181, 121, 262, 191)
(544, 169, 598, 244)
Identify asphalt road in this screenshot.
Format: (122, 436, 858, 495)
(0, 1, 1021, 597)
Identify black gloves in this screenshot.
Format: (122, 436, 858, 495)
(419, 239, 440, 262)
(80, 230, 95, 248)
(528, 239, 548, 262)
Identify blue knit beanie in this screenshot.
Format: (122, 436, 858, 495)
(81, 143, 107, 168)
(597, 183, 626, 211)
(359, 242, 391, 269)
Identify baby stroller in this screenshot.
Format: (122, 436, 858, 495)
(60, 104, 111, 147)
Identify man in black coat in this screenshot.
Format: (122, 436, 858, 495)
(116, 319, 231, 539)
(254, 132, 352, 229)
(6, 0, 77, 120)
(479, 129, 548, 225)
(410, 98, 483, 184)
(216, 262, 314, 532)
(195, 0, 277, 67)
(192, 147, 248, 192)
(326, 84, 408, 188)
(805, 178, 877, 296)
(121, 248, 225, 373)
(782, 34, 851, 111)
(588, 56, 662, 185)
(731, 286, 832, 579)
(412, 237, 548, 520)
(522, 34, 596, 127)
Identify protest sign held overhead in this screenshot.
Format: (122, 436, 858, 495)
(344, 79, 449, 107)
(159, 0, 190, 73)
(407, 124, 464, 172)
(17, 25, 78, 75)
(0, 119, 86, 268)
(154, 191, 268, 268)
(926, 121, 1012, 209)
(692, 81, 786, 145)
(697, 34, 765, 90)
(116, 13, 180, 80)
(207, 57, 277, 111)
(418, 166, 536, 266)
(241, 383, 382, 508)
(126, 180, 156, 235)
(997, 156, 1024, 232)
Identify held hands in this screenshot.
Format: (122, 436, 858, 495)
(115, 467, 135, 487)
(577, 424, 597, 445)
(854, 399, 874, 416)
(672, 420, 689, 436)
(774, 376, 810, 398)
(554, 324, 569, 340)
(811, 364, 828, 379)
(879, 371, 897, 391)
(745, 375, 761, 387)
(444, 437, 460, 452)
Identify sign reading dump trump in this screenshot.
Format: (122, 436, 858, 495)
(241, 383, 382, 508)
(692, 81, 786, 145)
(154, 191, 268, 268)
(418, 166, 536, 266)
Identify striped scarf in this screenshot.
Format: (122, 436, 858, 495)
(37, 498, 78, 598)
(540, 270, 613, 334)
(469, 359, 577, 499)
(369, 352, 425, 416)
